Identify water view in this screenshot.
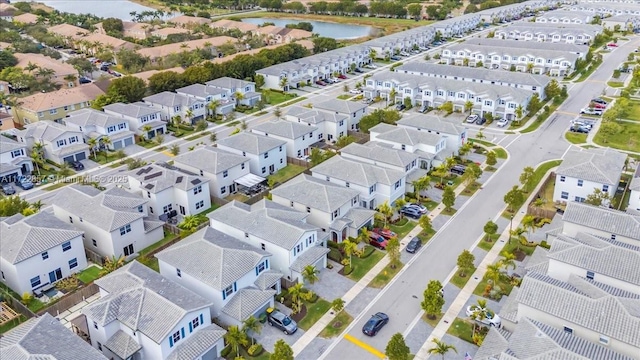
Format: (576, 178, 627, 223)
(27, 0, 163, 21)
(241, 18, 373, 39)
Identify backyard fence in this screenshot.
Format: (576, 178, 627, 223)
(211, 196, 230, 207)
(527, 172, 558, 220)
(348, 130, 370, 144)
(85, 249, 104, 266)
(37, 284, 99, 318)
(0, 293, 36, 320)
(287, 157, 312, 168)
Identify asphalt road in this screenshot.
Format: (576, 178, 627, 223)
(316, 36, 640, 360)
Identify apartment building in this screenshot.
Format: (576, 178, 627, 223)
(603, 14, 640, 31)
(103, 102, 167, 139)
(13, 84, 105, 124)
(216, 132, 287, 177)
(251, 119, 319, 159)
(205, 77, 261, 107)
(396, 114, 468, 154)
(63, 108, 135, 150)
(535, 10, 594, 24)
(494, 22, 602, 44)
(0, 135, 33, 182)
(16, 120, 89, 164)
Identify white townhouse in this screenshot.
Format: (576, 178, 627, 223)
(0, 211, 87, 297)
(536, 10, 594, 24)
(208, 199, 329, 284)
(157, 227, 282, 327)
(369, 123, 448, 169)
(126, 164, 211, 217)
(570, 3, 640, 18)
(173, 146, 250, 199)
(365, 72, 533, 120)
(397, 114, 468, 155)
(560, 201, 640, 246)
(251, 119, 319, 159)
(494, 23, 602, 44)
(366, 26, 435, 58)
(143, 91, 207, 124)
(16, 120, 89, 164)
(431, 13, 482, 38)
(466, 38, 590, 57)
(284, 106, 348, 143)
(313, 99, 368, 131)
(83, 262, 226, 360)
(175, 83, 235, 115)
(0, 313, 108, 360)
(553, 148, 626, 204)
(63, 108, 135, 150)
(103, 102, 166, 139)
(50, 185, 164, 259)
(629, 166, 640, 211)
(205, 77, 261, 107)
(311, 155, 406, 209)
(395, 62, 550, 98)
(0, 135, 33, 182)
(271, 174, 376, 243)
(216, 132, 286, 177)
(603, 14, 640, 31)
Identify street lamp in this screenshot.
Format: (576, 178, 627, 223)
(509, 215, 514, 244)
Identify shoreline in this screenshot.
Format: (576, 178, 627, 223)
(128, 0, 167, 11)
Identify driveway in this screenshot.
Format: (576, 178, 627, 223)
(254, 302, 305, 352)
(306, 260, 356, 303)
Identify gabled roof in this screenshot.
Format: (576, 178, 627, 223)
(208, 199, 319, 250)
(175, 83, 227, 98)
(205, 76, 254, 90)
(556, 148, 626, 185)
(216, 132, 285, 155)
(285, 106, 348, 124)
(221, 288, 276, 322)
(127, 164, 208, 193)
(64, 108, 125, 128)
(341, 142, 419, 168)
(445, 42, 580, 63)
(252, 119, 318, 140)
(143, 91, 200, 108)
(370, 123, 444, 147)
(50, 185, 147, 232)
(313, 99, 368, 114)
(465, 37, 589, 53)
(271, 174, 360, 213)
(0, 134, 26, 153)
(16, 120, 79, 142)
(173, 146, 247, 175)
(156, 227, 270, 290)
(103, 102, 160, 119)
(0, 211, 83, 265)
(165, 324, 226, 360)
(311, 155, 405, 187)
(562, 202, 640, 241)
(85, 261, 211, 343)
(397, 113, 466, 135)
(0, 313, 108, 360)
(16, 84, 104, 112)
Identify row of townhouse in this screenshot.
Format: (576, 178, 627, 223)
(569, 2, 640, 17)
(535, 10, 595, 23)
(0, 135, 33, 183)
(14, 53, 79, 88)
(603, 14, 640, 31)
(441, 38, 588, 76)
(16, 120, 90, 165)
(283, 98, 368, 141)
(365, 71, 534, 119)
(395, 62, 551, 97)
(493, 22, 602, 44)
(477, 0, 559, 23)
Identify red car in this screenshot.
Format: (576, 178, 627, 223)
(372, 228, 397, 240)
(607, 43, 618, 47)
(315, 80, 327, 86)
(338, 74, 347, 79)
(369, 233, 388, 250)
(591, 102, 606, 109)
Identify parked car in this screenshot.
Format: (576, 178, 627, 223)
(475, 117, 487, 125)
(362, 98, 374, 104)
(70, 161, 84, 170)
(419, 106, 429, 113)
(396, 103, 406, 111)
(315, 80, 327, 86)
(580, 108, 603, 115)
(369, 233, 388, 249)
(607, 43, 618, 47)
(400, 207, 422, 219)
(591, 102, 607, 109)
(466, 305, 501, 327)
(79, 77, 91, 84)
(338, 74, 347, 79)
(15, 176, 34, 190)
(405, 237, 422, 253)
(267, 309, 298, 335)
(390, 56, 401, 61)
(362, 312, 389, 336)
(496, 118, 509, 127)
(404, 203, 428, 214)
(569, 125, 590, 133)
(354, 68, 363, 73)
(466, 114, 479, 123)
(592, 98, 608, 105)
(2, 183, 16, 195)
(324, 78, 334, 84)
(450, 164, 467, 175)
(372, 228, 397, 239)
(365, 64, 377, 69)
(331, 77, 341, 83)
(349, 89, 362, 94)
(399, 51, 411, 57)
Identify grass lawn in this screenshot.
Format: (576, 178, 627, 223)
(77, 265, 101, 284)
(440, 207, 457, 216)
(422, 199, 439, 211)
(450, 268, 475, 289)
(91, 151, 126, 165)
(417, 228, 436, 244)
(477, 234, 500, 252)
(137, 140, 160, 149)
(369, 262, 403, 288)
(280, 97, 307, 107)
(138, 256, 159, 272)
(226, 193, 250, 202)
(623, 100, 640, 121)
(607, 81, 624, 88)
(224, 346, 271, 360)
(493, 147, 508, 159)
(319, 311, 353, 338)
(523, 160, 562, 194)
(389, 218, 418, 239)
(502, 240, 537, 257)
(337, 94, 352, 100)
(268, 164, 307, 186)
(139, 232, 181, 257)
(576, 59, 603, 82)
(520, 99, 565, 134)
(185, 132, 209, 141)
(43, 182, 70, 191)
(422, 313, 443, 327)
(470, 138, 496, 147)
(298, 298, 332, 331)
(447, 317, 475, 344)
(472, 275, 514, 299)
(462, 181, 481, 196)
(347, 249, 386, 281)
(593, 121, 640, 152)
(262, 90, 296, 105)
(565, 132, 587, 144)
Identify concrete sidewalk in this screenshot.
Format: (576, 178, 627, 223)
(414, 166, 557, 359)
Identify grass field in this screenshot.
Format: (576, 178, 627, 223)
(369, 262, 403, 288)
(450, 268, 476, 289)
(593, 121, 640, 152)
(348, 250, 386, 281)
(77, 265, 101, 284)
(298, 299, 332, 330)
(447, 318, 475, 344)
(262, 90, 297, 105)
(607, 81, 624, 88)
(564, 132, 587, 144)
(268, 164, 307, 185)
(319, 311, 353, 338)
(623, 100, 640, 121)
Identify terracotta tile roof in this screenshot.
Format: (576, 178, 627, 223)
(18, 83, 105, 112)
(137, 36, 235, 59)
(48, 23, 89, 39)
(130, 67, 185, 82)
(13, 13, 38, 24)
(82, 33, 136, 51)
(14, 53, 77, 79)
(150, 27, 190, 37)
(168, 15, 211, 26)
(210, 19, 259, 33)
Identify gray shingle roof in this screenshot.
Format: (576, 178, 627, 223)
(289, 246, 330, 273)
(165, 324, 226, 360)
(103, 102, 159, 119)
(50, 185, 147, 232)
(0, 134, 26, 153)
(562, 202, 640, 241)
(156, 227, 270, 290)
(205, 76, 253, 90)
(216, 132, 286, 155)
(1, 211, 83, 264)
(340, 207, 376, 229)
(173, 146, 247, 175)
(465, 37, 589, 53)
(221, 287, 276, 322)
(630, 166, 640, 192)
(127, 164, 209, 193)
(311, 155, 405, 187)
(143, 91, 199, 107)
(313, 99, 368, 114)
(252, 119, 318, 140)
(270, 174, 361, 213)
(176, 83, 227, 98)
(557, 148, 626, 185)
(341, 142, 419, 168)
(0, 313, 108, 360)
(104, 330, 142, 359)
(285, 106, 348, 124)
(208, 199, 318, 250)
(85, 261, 212, 343)
(16, 120, 79, 142)
(254, 270, 284, 290)
(370, 123, 444, 147)
(397, 113, 466, 135)
(445, 42, 581, 64)
(64, 108, 124, 128)
(516, 272, 640, 348)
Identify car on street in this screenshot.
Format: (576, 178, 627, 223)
(354, 68, 363, 73)
(404, 203, 428, 214)
(267, 309, 298, 335)
(369, 233, 388, 249)
(372, 228, 397, 239)
(390, 56, 401, 61)
(399, 51, 411, 57)
(2, 183, 16, 195)
(349, 89, 362, 94)
(79, 77, 91, 84)
(331, 77, 341, 83)
(338, 74, 347, 79)
(400, 207, 422, 219)
(362, 98, 373, 104)
(607, 43, 618, 47)
(70, 161, 84, 171)
(396, 103, 406, 111)
(419, 106, 429, 113)
(466, 305, 501, 327)
(592, 98, 608, 105)
(580, 108, 603, 115)
(475, 117, 487, 125)
(405, 237, 422, 253)
(496, 118, 509, 127)
(466, 114, 479, 123)
(362, 312, 389, 336)
(315, 80, 327, 86)
(15, 176, 34, 190)
(365, 64, 377, 69)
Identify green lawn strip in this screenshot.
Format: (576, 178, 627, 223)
(593, 120, 640, 152)
(447, 317, 475, 344)
(185, 132, 209, 141)
(77, 265, 101, 284)
(254, 111, 268, 116)
(575, 59, 603, 82)
(422, 313, 443, 327)
(280, 97, 307, 107)
(417, 228, 436, 244)
(422, 199, 439, 210)
(440, 207, 457, 216)
(389, 218, 418, 239)
(472, 275, 514, 299)
(268, 164, 307, 185)
(262, 90, 297, 105)
(470, 138, 496, 147)
(43, 182, 71, 191)
(138, 256, 159, 272)
(226, 120, 240, 127)
(477, 234, 500, 252)
(337, 94, 352, 100)
(298, 298, 332, 330)
(137, 140, 160, 149)
(319, 310, 353, 338)
(347, 250, 386, 281)
(450, 268, 476, 289)
(223, 346, 271, 360)
(369, 262, 404, 288)
(623, 101, 640, 121)
(565, 132, 587, 144)
(493, 147, 508, 159)
(523, 160, 562, 194)
(502, 240, 537, 256)
(607, 81, 624, 88)
(91, 152, 126, 165)
(462, 181, 481, 196)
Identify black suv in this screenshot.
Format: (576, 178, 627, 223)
(70, 161, 84, 170)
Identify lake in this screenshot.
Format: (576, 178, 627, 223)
(241, 18, 373, 39)
(27, 0, 166, 21)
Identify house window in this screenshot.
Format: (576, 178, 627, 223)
(177, 268, 182, 277)
(261, 243, 266, 250)
(62, 241, 71, 252)
(42, 252, 49, 260)
(191, 316, 200, 331)
(221, 186, 226, 194)
(30, 276, 41, 288)
(137, 205, 143, 213)
(599, 335, 609, 345)
(264, 152, 269, 159)
(171, 330, 181, 346)
(306, 206, 311, 213)
(563, 326, 573, 334)
(120, 224, 132, 235)
(223, 170, 228, 178)
(577, 179, 583, 187)
(223, 284, 234, 298)
(586, 271, 594, 280)
(333, 210, 339, 219)
(602, 185, 609, 192)
(575, 196, 585, 202)
(561, 192, 569, 200)
(163, 204, 173, 213)
(193, 185, 202, 194)
(559, 176, 565, 182)
(196, 200, 204, 209)
(93, 321, 98, 330)
(123, 244, 134, 256)
(241, 163, 245, 170)
(394, 180, 401, 190)
(92, 239, 97, 247)
(244, 232, 249, 238)
(69, 258, 78, 269)
(262, 167, 266, 174)
(401, 144, 406, 150)
(611, 234, 616, 240)
(257, 261, 266, 273)
(280, 158, 284, 164)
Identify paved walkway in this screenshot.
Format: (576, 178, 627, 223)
(55, 293, 102, 330)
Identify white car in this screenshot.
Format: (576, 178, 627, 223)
(349, 89, 362, 94)
(365, 64, 377, 69)
(496, 118, 509, 127)
(466, 305, 502, 327)
(400, 51, 411, 56)
(466, 114, 479, 123)
(580, 108, 603, 116)
(331, 77, 340, 83)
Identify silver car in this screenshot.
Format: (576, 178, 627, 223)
(268, 310, 298, 335)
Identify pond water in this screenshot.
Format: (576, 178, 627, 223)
(241, 18, 373, 39)
(27, 0, 168, 21)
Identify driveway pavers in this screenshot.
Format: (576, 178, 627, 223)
(440, 333, 478, 360)
(254, 302, 305, 352)
(306, 262, 356, 302)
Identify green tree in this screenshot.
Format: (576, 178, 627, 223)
(147, 71, 184, 94)
(115, 48, 149, 72)
(242, 315, 262, 345)
(270, 339, 294, 360)
(442, 186, 455, 211)
(57, 162, 73, 177)
(386, 333, 410, 360)
(387, 236, 401, 269)
(0, 51, 18, 71)
(503, 186, 524, 212)
(359, 109, 402, 133)
(273, 106, 282, 119)
(419, 215, 433, 234)
(301, 264, 320, 284)
(412, 174, 431, 201)
(312, 37, 339, 53)
(225, 325, 249, 358)
(457, 249, 475, 277)
(486, 151, 497, 166)
(461, 163, 482, 187)
(585, 188, 611, 206)
(170, 144, 180, 156)
(376, 201, 393, 228)
(464, 100, 473, 114)
(439, 101, 453, 114)
(514, 104, 524, 125)
(254, 74, 265, 90)
(195, 119, 208, 132)
(407, 3, 422, 19)
(102, 18, 124, 34)
(519, 166, 535, 189)
(526, 93, 541, 114)
(428, 338, 457, 360)
(598, 121, 622, 143)
(99, 256, 125, 276)
(458, 142, 473, 161)
(107, 76, 147, 103)
(342, 239, 358, 267)
(421, 280, 445, 320)
(483, 220, 498, 242)
(499, 251, 516, 272)
(0, 196, 32, 216)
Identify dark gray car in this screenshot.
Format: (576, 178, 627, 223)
(2, 183, 16, 195)
(268, 309, 298, 335)
(406, 237, 422, 253)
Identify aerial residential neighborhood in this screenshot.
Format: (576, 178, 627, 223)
(1, 0, 640, 359)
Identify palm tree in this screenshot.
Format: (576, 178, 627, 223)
(207, 100, 220, 117)
(301, 265, 320, 284)
(57, 162, 73, 177)
(30, 149, 42, 176)
(25, 61, 39, 73)
(224, 325, 248, 358)
(288, 283, 310, 314)
(242, 316, 262, 345)
(464, 100, 473, 114)
(427, 338, 457, 360)
(99, 255, 125, 276)
(394, 198, 407, 219)
(209, 132, 217, 143)
(234, 91, 245, 106)
(141, 125, 153, 140)
(184, 109, 194, 125)
(486, 263, 502, 287)
(273, 107, 282, 119)
(412, 175, 431, 201)
(514, 104, 524, 125)
(521, 215, 536, 242)
(279, 77, 288, 92)
(388, 88, 397, 106)
(369, 48, 377, 60)
(499, 251, 516, 272)
(36, 67, 55, 80)
(342, 239, 358, 267)
(357, 228, 370, 246)
(30, 200, 44, 212)
(376, 201, 393, 228)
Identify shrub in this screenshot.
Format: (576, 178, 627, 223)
(178, 124, 194, 131)
(247, 344, 263, 356)
(360, 245, 376, 258)
(327, 241, 340, 249)
(328, 248, 343, 262)
(341, 265, 353, 275)
(55, 274, 80, 292)
(220, 345, 232, 357)
(21, 292, 33, 305)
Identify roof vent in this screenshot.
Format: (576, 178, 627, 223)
(176, 176, 183, 184)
